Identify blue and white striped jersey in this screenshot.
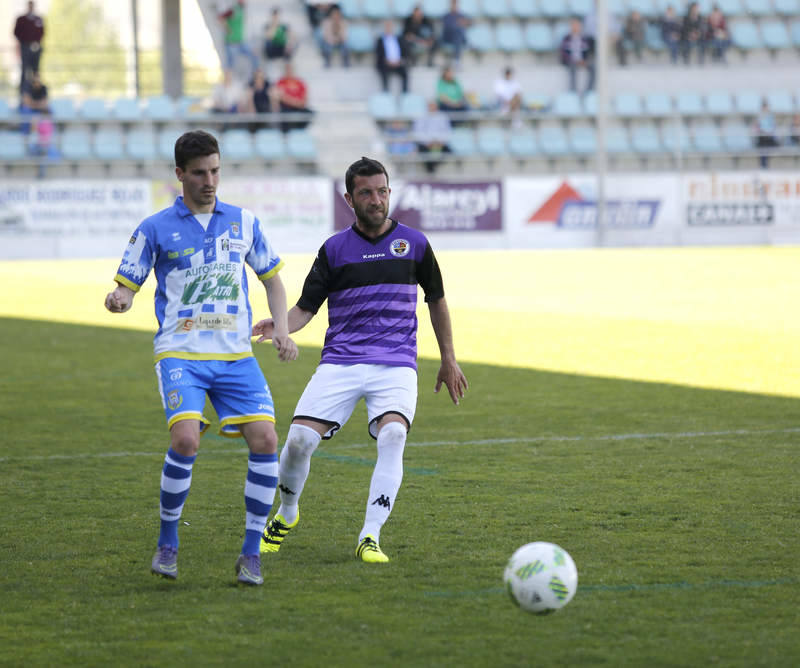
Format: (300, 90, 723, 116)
(114, 196, 283, 361)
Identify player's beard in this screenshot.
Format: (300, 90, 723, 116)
(354, 200, 388, 233)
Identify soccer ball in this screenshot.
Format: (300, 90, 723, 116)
(503, 542, 578, 614)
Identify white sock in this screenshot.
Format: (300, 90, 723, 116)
(276, 423, 320, 525)
(359, 421, 406, 543)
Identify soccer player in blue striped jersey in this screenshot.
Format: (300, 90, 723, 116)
(104, 130, 297, 585)
(253, 156, 468, 563)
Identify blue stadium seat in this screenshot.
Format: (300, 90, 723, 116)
(662, 122, 692, 153)
(676, 90, 704, 116)
(482, 0, 510, 19)
(346, 24, 374, 53)
(0, 130, 27, 160)
(158, 126, 184, 160)
(446, 127, 475, 156)
(644, 91, 672, 116)
(525, 23, 555, 52)
(510, 0, 541, 18)
(613, 92, 644, 117)
(93, 128, 126, 161)
(477, 126, 507, 156)
(569, 124, 597, 155)
(630, 122, 663, 153)
(628, 0, 656, 17)
(538, 124, 570, 155)
(552, 91, 583, 117)
(508, 129, 538, 157)
(568, 0, 595, 16)
(0, 99, 11, 121)
(126, 128, 158, 161)
(79, 97, 109, 120)
(392, 0, 417, 18)
(363, 0, 390, 20)
(112, 97, 141, 121)
(177, 96, 205, 118)
(716, 0, 745, 14)
(540, 0, 570, 19)
(495, 22, 525, 53)
(645, 22, 665, 50)
(775, 0, 800, 15)
(692, 122, 723, 152)
(720, 120, 753, 152)
(422, 0, 449, 18)
(610, 0, 629, 15)
(144, 95, 176, 120)
(399, 92, 427, 118)
(730, 20, 763, 49)
(221, 129, 254, 161)
(286, 129, 317, 160)
(605, 125, 632, 154)
(368, 92, 398, 119)
(458, 0, 482, 17)
(765, 89, 794, 114)
(466, 24, 495, 52)
(791, 19, 800, 47)
(761, 20, 791, 49)
(704, 91, 734, 116)
(60, 127, 93, 160)
(254, 128, 286, 160)
(743, 0, 773, 16)
(339, 0, 362, 19)
(49, 98, 77, 121)
(735, 89, 762, 115)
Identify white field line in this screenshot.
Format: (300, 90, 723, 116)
(2, 426, 799, 463)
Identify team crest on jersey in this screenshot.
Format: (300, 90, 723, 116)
(390, 239, 410, 257)
(230, 222, 240, 236)
(167, 390, 183, 410)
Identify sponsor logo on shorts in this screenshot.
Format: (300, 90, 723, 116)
(169, 368, 183, 381)
(175, 313, 237, 332)
(390, 239, 410, 257)
(167, 390, 183, 410)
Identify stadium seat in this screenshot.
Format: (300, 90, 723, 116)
(569, 123, 596, 155)
(525, 23, 555, 52)
(630, 122, 663, 153)
(540, 0, 570, 19)
(476, 126, 507, 156)
(791, 19, 800, 47)
(392, 0, 417, 18)
(775, 0, 800, 15)
(398, 92, 427, 119)
(605, 125, 632, 154)
(0, 130, 27, 160)
(720, 119, 753, 152)
(613, 92, 644, 117)
(457, 0, 482, 17)
(568, 0, 595, 16)
(645, 21, 665, 50)
(422, 0, 449, 18)
(254, 128, 286, 160)
(286, 129, 317, 160)
(765, 89, 794, 114)
(743, 0, 773, 16)
(730, 20, 762, 49)
(552, 91, 583, 117)
(158, 126, 184, 160)
(362, 0, 390, 20)
(482, 0, 510, 20)
(449, 127, 477, 156)
(538, 123, 570, 155)
(676, 90, 704, 116)
(761, 20, 791, 49)
(661, 122, 692, 153)
(79, 97, 109, 120)
(704, 91, 734, 116)
(221, 129, 254, 161)
(716, 0, 745, 15)
(610, 0, 629, 15)
(339, 0, 362, 19)
(510, 0, 540, 19)
(93, 128, 126, 161)
(49, 98, 77, 121)
(627, 0, 656, 17)
(466, 24, 496, 53)
(144, 95, 176, 120)
(0, 98, 11, 121)
(508, 128, 538, 157)
(346, 24, 374, 53)
(495, 22, 525, 53)
(735, 89, 762, 115)
(643, 91, 672, 116)
(177, 96, 205, 118)
(524, 92, 550, 111)
(60, 127, 93, 160)
(112, 97, 142, 121)
(692, 122, 724, 152)
(368, 92, 398, 120)
(126, 128, 158, 161)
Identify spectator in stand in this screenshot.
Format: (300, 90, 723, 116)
(264, 7, 296, 62)
(753, 99, 779, 168)
(320, 6, 350, 68)
(789, 113, 800, 146)
(14, 1, 45, 95)
(681, 2, 706, 65)
(560, 18, 595, 94)
(440, 0, 471, 67)
(218, 0, 259, 76)
(493, 66, 522, 118)
(20, 71, 49, 113)
(240, 68, 275, 129)
(660, 5, 682, 64)
(436, 65, 470, 117)
(706, 5, 730, 63)
(375, 20, 410, 94)
(305, 1, 335, 30)
(403, 5, 437, 67)
(30, 110, 55, 178)
(413, 100, 452, 173)
(211, 68, 247, 114)
(384, 119, 416, 157)
(584, 1, 624, 66)
(275, 61, 313, 132)
(621, 10, 646, 65)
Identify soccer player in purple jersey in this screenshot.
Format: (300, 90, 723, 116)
(252, 156, 468, 562)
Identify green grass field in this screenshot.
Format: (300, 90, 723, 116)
(1, 248, 799, 666)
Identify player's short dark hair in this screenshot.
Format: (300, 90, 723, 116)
(345, 157, 390, 195)
(174, 130, 220, 170)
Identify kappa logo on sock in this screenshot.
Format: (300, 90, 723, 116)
(278, 484, 296, 496)
(371, 495, 391, 509)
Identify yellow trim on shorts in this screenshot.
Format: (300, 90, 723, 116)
(257, 260, 285, 282)
(167, 412, 211, 433)
(219, 415, 276, 437)
(114, 274, 141, 292)
(154, 351, 254, 363)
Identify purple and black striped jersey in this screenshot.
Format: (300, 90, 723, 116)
(297, 220, 444, 370)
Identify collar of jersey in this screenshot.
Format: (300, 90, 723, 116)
(174, 196, 225, 218)
(351, 218, 398, 245)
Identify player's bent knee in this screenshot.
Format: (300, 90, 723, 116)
(377, 421, 407, 449)
(284, 423, 321, 460)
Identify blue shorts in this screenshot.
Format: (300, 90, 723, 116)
(155, 357, 275, 437)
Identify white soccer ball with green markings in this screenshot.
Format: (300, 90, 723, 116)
(504, 542, 578, 614)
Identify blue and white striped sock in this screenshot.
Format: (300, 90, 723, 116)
(158, 448, 196, 548)
(242, 452, 278, 555)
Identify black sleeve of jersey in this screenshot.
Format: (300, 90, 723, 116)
(417, 242, 445, 303)
(296, 245, 331, 314)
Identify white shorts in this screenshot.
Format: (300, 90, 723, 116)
(293, 363, 418, 440)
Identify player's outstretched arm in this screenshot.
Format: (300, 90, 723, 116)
(427, 297, 468, 405)
(262, 274, 298, 362)
(104, 284, 135, 314)
(253, 305, 315, 343)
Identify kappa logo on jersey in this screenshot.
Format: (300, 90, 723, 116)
(167, 390, 183, 410)
(390, 239, 410, 257)
(169, 368, 183, 381)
